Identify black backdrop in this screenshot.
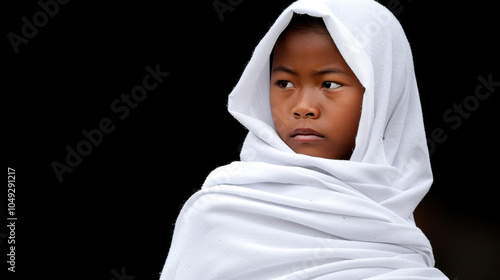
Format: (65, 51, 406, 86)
(4, 1, 499, 279)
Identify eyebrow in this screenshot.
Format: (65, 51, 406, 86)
(272, 65, 298, 75)
(271, 65, 347, 76)
(315, 67, 347, 75)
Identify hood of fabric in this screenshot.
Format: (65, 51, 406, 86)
(227, 0, 432, 219)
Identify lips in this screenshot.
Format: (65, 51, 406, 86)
(290, 128, 324, 141)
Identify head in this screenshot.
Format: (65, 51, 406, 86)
(270, 14, 365, 160)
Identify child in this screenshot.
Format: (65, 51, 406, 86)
(161, 0, 448, 279)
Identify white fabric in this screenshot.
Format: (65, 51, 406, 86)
(161, 0, 448, 279)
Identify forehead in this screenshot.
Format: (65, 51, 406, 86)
(271, 30, 351, 74)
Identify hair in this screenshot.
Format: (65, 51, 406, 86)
(270, 14, 328, 67)
(279, 13, 328, 38)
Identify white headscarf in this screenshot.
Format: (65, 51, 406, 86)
(160, 0, 448, 279)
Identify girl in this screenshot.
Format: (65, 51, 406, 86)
(161, 0, 448, 279)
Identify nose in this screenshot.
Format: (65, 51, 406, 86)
(292, 91, 320, 119)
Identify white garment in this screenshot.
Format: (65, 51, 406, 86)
(161, 0, 448, 279)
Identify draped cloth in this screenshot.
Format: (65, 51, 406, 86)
(160, 0, 448, 278)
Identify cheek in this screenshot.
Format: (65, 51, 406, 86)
(324, 91, 363, 141)
(339, 107, 361, 137)
(270, 91, 289, 135)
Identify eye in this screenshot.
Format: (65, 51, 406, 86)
(276, 80, 295, 89)
(322, 81, 342, 90)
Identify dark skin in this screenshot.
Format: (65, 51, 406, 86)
(270, 29, 365, 160)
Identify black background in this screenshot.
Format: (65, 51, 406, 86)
(4, 0, 499, 279)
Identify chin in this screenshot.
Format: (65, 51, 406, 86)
(290, 145, 352, 160)
(292, 147, 333, 160)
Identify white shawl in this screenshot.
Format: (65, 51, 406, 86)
(161, 0, 448, 279)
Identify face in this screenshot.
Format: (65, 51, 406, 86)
(270, 29, 365, 160)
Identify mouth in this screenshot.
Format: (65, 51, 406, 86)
(290, 128, 325, 141)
